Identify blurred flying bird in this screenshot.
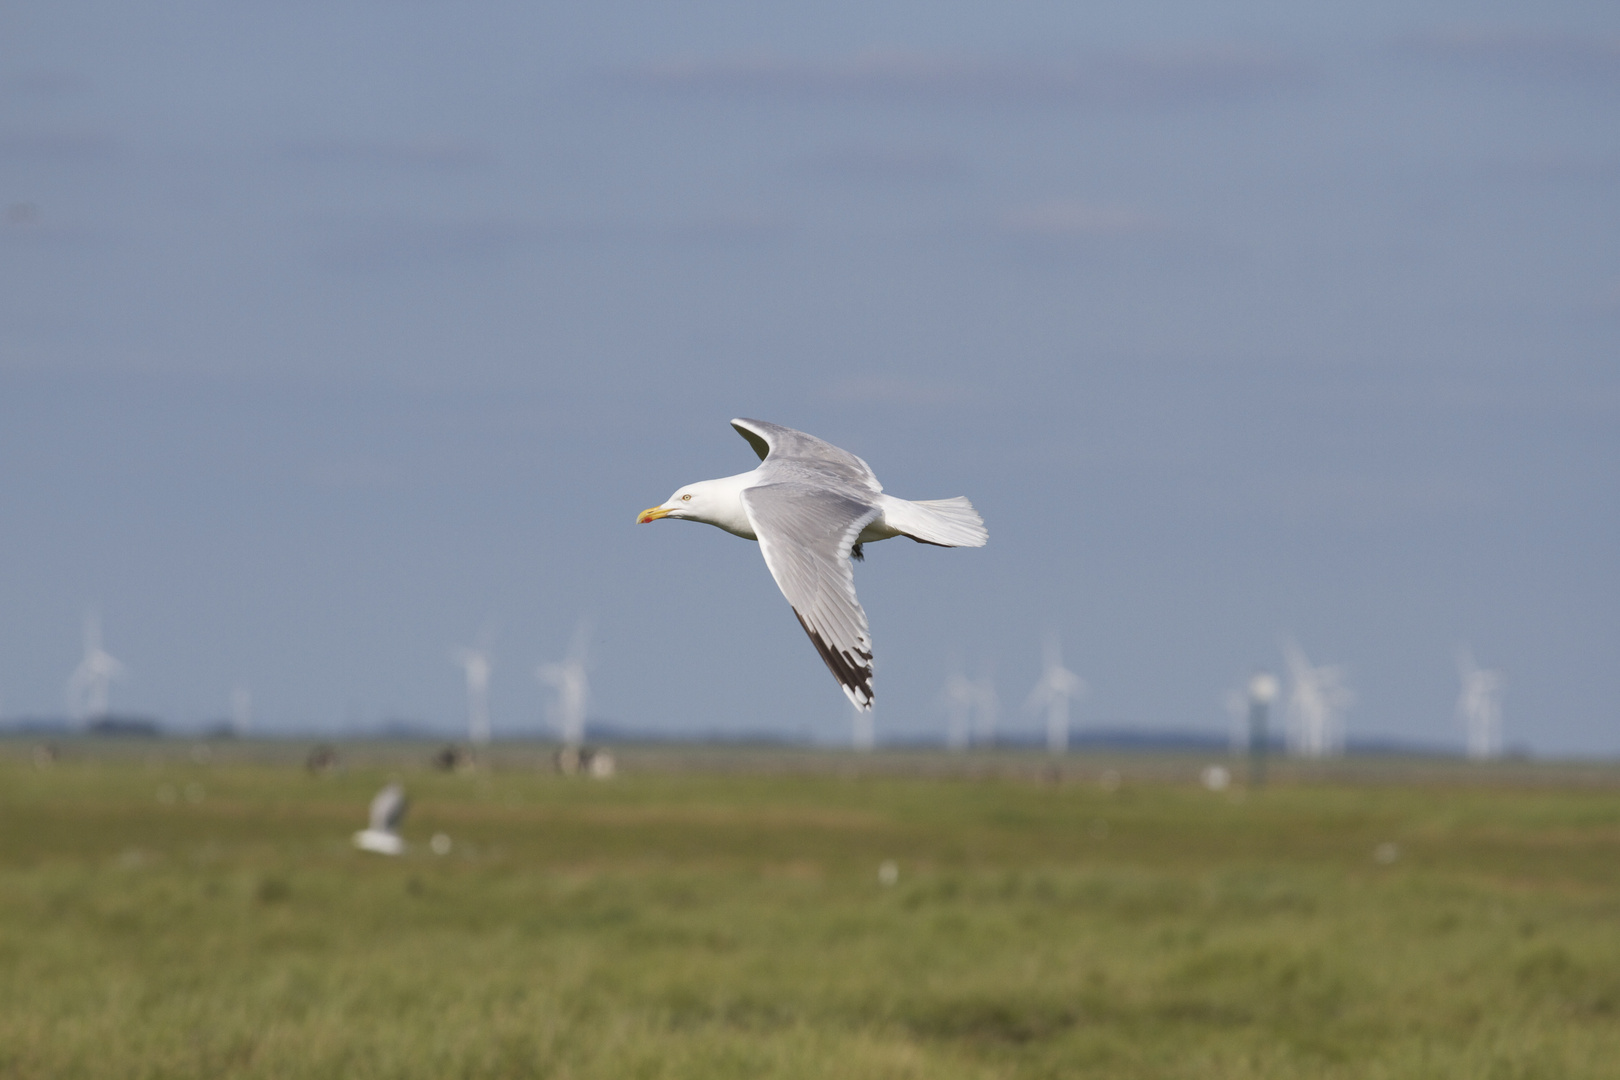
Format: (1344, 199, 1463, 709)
(638, 419, 988, 709)
(353, 782, 408, 855)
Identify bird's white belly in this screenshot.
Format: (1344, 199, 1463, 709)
(856, 513, 902, 545)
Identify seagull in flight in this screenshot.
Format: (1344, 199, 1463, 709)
(638, 418, 988, 709)
(353, 782, 408, 855)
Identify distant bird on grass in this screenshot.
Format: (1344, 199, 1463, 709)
(638, 419, 988, 709)
(353, 783, 408, 855)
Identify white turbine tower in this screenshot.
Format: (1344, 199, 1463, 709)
(66, 612, 125, 721)
(538, 621, 591, 750)
(452, 641, 493, 747)
(1282, 639, 1352, 758)
(1455, 647, 1504, 761)
(1026, 638, 1087, 755)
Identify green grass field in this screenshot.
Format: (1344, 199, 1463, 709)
(2, 743, 1618, 1079)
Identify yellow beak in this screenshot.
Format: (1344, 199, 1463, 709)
(638, 505, 673, 524)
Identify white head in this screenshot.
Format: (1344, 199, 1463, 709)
(637, 474, 755, 538)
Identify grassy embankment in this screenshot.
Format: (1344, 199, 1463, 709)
(1, 744, 1617, 1079)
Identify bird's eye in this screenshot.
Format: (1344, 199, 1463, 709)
(681, 494, 692, 501)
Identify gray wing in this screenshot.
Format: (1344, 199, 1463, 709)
(370, 783, 408, 832)
(741, 481, 879, 710)
(732, 418, 882, 495)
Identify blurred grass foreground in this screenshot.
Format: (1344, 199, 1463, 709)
(2, 743, 1618, 1079)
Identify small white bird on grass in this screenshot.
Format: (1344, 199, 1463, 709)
(638, 419, 988, 710)
(353, 783, 408, 856)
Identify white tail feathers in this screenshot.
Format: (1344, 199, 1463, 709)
(881, 495, 988, 548)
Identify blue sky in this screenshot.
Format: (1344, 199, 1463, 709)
(1, 2, 1616, 751)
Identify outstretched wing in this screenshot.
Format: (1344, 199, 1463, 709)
(732, 418, 882, 495)
(731, 419, 775, 462)
(370, 784, 408, 832)
(741, 480, 879, 710)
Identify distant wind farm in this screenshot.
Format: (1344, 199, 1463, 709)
(6, 603, 1517, 765)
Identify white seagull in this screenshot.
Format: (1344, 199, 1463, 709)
(353, 783, 408, 855)
(638, 418, 988, 709)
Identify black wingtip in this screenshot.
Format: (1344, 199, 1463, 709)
(730, 419, 771, 462)
(793, 610, 874, 708)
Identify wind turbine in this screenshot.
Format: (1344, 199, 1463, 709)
(538, 620, 591, 750)
(1455, 646, 1504, 760)
(452, 628, 496, 746)
(65, 612, 125, 721)
(1281, 639, 1352, 758)
(1026, 637, 1087, 755)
